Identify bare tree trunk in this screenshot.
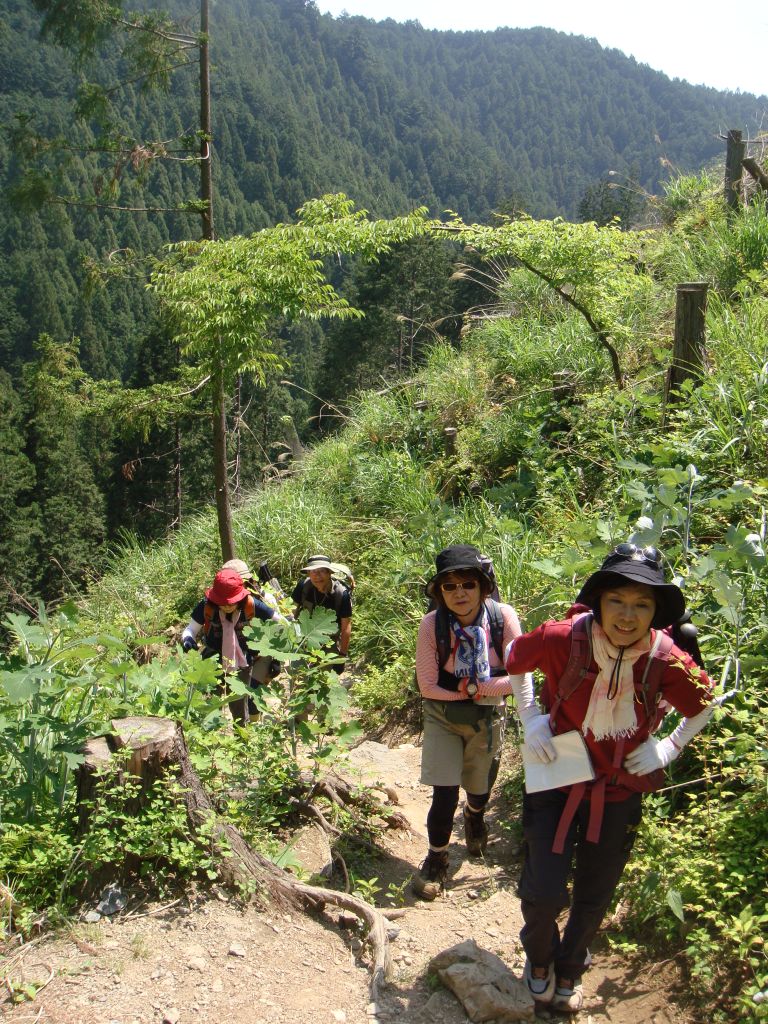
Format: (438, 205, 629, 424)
(212, 370, 236, 560)
(199, 0, 214, 244)
(198, 0, 234, 560)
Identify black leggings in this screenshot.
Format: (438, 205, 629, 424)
(427, 785, 490, 848)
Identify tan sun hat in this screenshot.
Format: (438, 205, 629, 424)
(301, 555, 334, 573)
(221, 558, 253, 581)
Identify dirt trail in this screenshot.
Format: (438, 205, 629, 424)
(1, 738, 692, 1024)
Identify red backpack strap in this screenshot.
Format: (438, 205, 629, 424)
(638, 630, 675, 724)
(558, 613, 596, 700)
(548, 613, 595, 725)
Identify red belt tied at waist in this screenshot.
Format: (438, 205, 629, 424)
(551, 736, 628, 855)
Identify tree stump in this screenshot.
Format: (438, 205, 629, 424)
(75, 716, 393, 999)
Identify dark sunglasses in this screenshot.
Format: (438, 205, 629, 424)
(613, 542, 661, 566)
(441, 579, 479, 593)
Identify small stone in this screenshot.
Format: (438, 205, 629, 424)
(385, 925, 400, 940)
(162, 1009, 180, 1024)
(332, 1012, 347, 1022)
(211, 978, 223, 993)
(366, 1003, 379, 1017)
(350, 937, 363, 952)
(228, 943, 246, 958)
(84, 911, 101, 923)
(188, 957, 207, 972)
(485, 927, 499, 937)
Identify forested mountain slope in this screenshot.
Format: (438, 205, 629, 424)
(0, 0, 765, 612)
(1, 0, 764, 379)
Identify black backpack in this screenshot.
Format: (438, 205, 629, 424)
(299, 576, 351, 616)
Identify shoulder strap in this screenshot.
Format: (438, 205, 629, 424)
(300, 577, 314, 609)
(485, 599, 505, 661)
(638, 629, 675, 719)
(243, 595, 256, 619)
(558, 612, 594, 700)
(434, 607, 451, 668)
(203, 599, 216, 637)
(330, 579, 348, 614)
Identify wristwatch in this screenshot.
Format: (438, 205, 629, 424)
(466, 681, 478, 697)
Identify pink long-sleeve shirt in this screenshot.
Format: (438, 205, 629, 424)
(415, 604, 524, 704)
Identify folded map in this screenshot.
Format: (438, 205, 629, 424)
(521, 730, 596, 793)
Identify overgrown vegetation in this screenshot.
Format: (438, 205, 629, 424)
(2, 181, 767, 1020)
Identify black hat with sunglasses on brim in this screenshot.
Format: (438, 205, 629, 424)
(425, 544, 494, 599)
(576, 544, 686, 629)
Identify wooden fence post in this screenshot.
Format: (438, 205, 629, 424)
(443, 427, 457, 455)
(725, 129, 745, 209)
(667, 282, 708, 402)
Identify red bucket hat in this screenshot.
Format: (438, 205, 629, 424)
(205, 568, 249, 606)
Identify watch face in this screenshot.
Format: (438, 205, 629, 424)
(467, 682, 478, 695)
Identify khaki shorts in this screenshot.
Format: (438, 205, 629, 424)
(420, 699, 507, 793)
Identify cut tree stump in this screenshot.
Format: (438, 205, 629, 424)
(75, 716, 393, 999)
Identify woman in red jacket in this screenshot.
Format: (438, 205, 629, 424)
(505, 544, 714, 1014)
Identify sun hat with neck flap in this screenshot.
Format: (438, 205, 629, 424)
(576, 547, 686, 629)
(222, 558, 253, 581)
(205, 568, 249, 606)
(424, 544, 494, 599)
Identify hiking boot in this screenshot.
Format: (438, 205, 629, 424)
(411, 850, 449, 900)
(523, 960, 555, 1004)
(552, 977, 583, 1014)
(463, 805, 488, 856)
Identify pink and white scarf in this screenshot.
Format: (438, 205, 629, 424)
(220, 610, 248, 674)
(582, 621, 651, 741)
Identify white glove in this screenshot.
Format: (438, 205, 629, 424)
(624, 703, 715, 776)
(510, 673, 558, 763)
(523, 713, 558, 764)
(624, 736, 679, 775)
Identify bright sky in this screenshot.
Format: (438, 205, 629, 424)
(319, 1, 768, 98)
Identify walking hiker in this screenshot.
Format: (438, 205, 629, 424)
(221, 558, 287, 686)
(181, 567, 280, 724)
(412, 544, 528, 900)
(291, 555, 352, 673)
(505, 544, 715, 1014)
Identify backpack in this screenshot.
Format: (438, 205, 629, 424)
(552, 611, 675, 732)
(202, 596, 256, 640)
(299, 576, 352, 616)
(434, 598, 506, 669)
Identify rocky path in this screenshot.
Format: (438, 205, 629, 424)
(1, 739, 692, 1024)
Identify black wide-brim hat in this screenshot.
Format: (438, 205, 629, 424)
(425, 544, 494, 598)
(576, 552, 685, 629)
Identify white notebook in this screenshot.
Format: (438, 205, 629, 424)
(521, 730, 596, 793)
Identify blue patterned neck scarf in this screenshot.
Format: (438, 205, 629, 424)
(450, 607, 491, 683)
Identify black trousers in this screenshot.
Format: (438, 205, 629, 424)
(519, 788, 642, 979)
